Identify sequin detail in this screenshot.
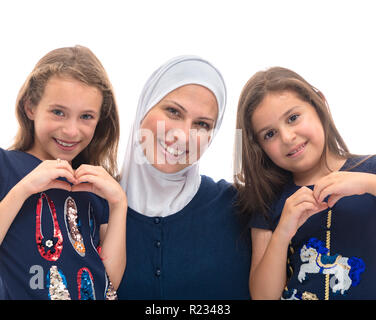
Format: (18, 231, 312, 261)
(88, 202, 96, 239)
(105, 274, 118, 300)
(46, 266, 71, 300)
(77, 267, 96, 300)
(36, 193, 63, 261)
(64, 197, 86, 257)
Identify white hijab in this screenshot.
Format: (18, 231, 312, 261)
(120, 55, 226, 217)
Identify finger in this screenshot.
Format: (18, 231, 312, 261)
(298, 202, 317, 213)
(74, 165, 101, 180)
(53, 168, 78, 185)
(294, 186, 320, 201)
(47, 160, 76, 180)
(327, 194, 343, 208)
(54, 159, 75, 175)
(292, 191, 322, 207)
(314, 182, 337, 203)
(318, 201, 329, 211)
(318, 182, 349, 204)
(74, 173, 98, 184)
(298, 201, 328, 216)
(295, 186, 314, 195)
(313, 179, 332, 202)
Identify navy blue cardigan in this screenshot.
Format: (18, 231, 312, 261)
(117, 175, 251, 299)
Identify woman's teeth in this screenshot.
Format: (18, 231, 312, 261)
(159, 140, 185, 157)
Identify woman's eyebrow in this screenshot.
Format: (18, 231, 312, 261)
(164, 100, 215, 122)
(164, 100, 187, 113)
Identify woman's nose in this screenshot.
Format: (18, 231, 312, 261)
(165, 121, 191, 144)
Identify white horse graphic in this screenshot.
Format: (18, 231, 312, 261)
(298, 238, 365, 295)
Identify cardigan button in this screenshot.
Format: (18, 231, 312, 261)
(154, 217, 161, 224)
(155, 240, 161, 248)
(155, 268, 161, 277)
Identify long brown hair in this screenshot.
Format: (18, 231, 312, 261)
(234, 67, 355, 219)
(10, 45, 120, 179)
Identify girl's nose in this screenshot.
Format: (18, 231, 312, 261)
(280, 127, 296, 144)
(61, 119, 80, 138)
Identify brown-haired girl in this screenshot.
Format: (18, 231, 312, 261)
(235, 67, 376, 299)
(0, 46, 126, 299)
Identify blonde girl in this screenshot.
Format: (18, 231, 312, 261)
(0, 46, 126, 299)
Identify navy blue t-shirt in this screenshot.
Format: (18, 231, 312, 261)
(251, 156, 376, 300)
(0, 149, 112, 300)
(117, 175, 252, 300)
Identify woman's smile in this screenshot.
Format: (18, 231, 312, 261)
(158, 139, 187, 159)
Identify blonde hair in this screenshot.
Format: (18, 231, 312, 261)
(11, 45, 120, 179)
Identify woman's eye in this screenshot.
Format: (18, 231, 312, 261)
(166, 107, 180, 118)
(195, 121, 210, 130)
(288, 114, 299, 123)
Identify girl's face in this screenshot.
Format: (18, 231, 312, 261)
(25, 76, 103, 162)
(251, 91, 326, 183)
(140, 84, 218, 173)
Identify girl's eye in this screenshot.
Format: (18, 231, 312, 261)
(264, 129, 276, 140)
(52, 109, 64, 117)
(81, 114, 94, 120)
(288, 114, 299, 123)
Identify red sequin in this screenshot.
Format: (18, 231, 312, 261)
(35, 193, 63, 261)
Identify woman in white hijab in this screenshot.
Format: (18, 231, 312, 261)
(117, 55, 251, 299)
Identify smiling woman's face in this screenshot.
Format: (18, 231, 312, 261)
(139, 84, 218, 173)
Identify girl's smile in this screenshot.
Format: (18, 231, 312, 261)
(286, 141, 308, 158)
(54, 138, 81, 151)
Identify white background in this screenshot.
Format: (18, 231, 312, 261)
(0, 0, 375, 182)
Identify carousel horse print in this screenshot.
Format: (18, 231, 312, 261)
(297, 238, 365, 295)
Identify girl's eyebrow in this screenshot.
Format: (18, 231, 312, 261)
(163, 100, 216, 122)
(48, 104, 68, 109)
(256, 106, 301, 135)
(48, 104, 98, 114)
